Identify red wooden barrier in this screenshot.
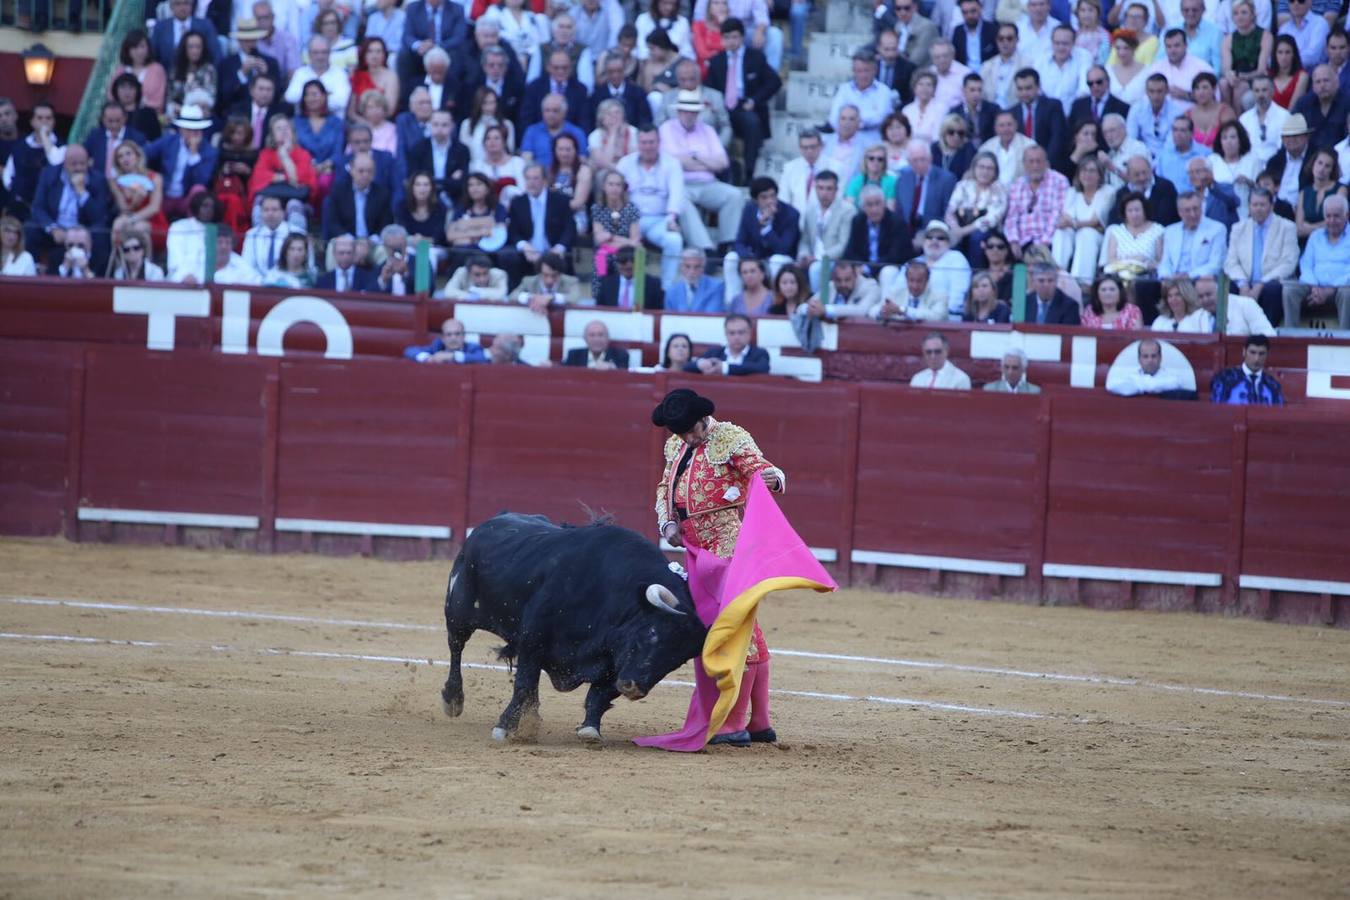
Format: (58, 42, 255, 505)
(0, 342, 81, 535)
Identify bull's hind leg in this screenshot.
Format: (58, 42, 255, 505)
(491, 656, 542, 742)
(441, 568, 474, 717)
(576, 682, 619, 742)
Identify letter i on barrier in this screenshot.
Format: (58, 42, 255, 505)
(634, 245, 647, 311)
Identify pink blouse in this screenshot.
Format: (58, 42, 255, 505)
(1081, 302, 1144, 330)
(110, 63, 168, 113)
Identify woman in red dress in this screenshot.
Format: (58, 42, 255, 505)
(109, 140, 169, 253)
(247, 115, 317, 227)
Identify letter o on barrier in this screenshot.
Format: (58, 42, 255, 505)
(254, 296, 354, 359)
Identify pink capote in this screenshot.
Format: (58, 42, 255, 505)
(634, 479, 837, 752)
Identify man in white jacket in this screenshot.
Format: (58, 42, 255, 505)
(908, 331, 972, 389)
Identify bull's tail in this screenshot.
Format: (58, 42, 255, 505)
(495, 642, 518, 671)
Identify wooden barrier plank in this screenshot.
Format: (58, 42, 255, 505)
(0, 341, 81, 535)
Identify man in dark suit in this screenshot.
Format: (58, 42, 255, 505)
(227, 74, 288, 150)
(1109, 158, 1180, 227)
(144, 106, 219, 219)
(396, 88, 436, 154)
(82, 102, 147, 181)
(871, 29, 916, 107)
(520, 49, 591, 133)
(316, 234, 380, 292)
(1009, 67, 1066, 169)
(399, 0, 469, 85)
(597, 246, 664, 309)
(706, 18, 781, 184)
(1025, 262, 1082, 325)
(588, 55, 652, 129)
(731, 176, 800, 269)
(401, 47, 462, 113)
(1293, 64, 1350, 152)
(216, 21, 282, 115)
(407, 109, 469, 206)
(322, 152, 394, 241)
(564, 320, 631, 369)
(951, 0, 997, 67)
(26, 144, 111, 271)
(456, 46, 525, 131)
(501, 162, 576, 285)
(843, 186, 912, 280)
(948, 73, 999, 146)
(895, 143, 957, 249)
(342, 123, 405, 207)
(686, 314, 770, 376)
(1068, 65, 1130, 131)
(152, 0, 222, 65)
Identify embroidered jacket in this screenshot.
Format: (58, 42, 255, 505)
(654, 419, 784, 534)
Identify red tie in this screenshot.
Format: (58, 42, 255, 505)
(1024, 104, 1034, 138)
(911, 178, 923, 230)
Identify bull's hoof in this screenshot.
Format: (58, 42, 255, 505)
(441, 695, 464, 718)
(576, 725, 602, 743)
(491, 727, 509, 742)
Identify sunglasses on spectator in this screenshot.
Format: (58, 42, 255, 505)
(865, 154, 885, 161)
(927, 233, 950, 241)
(945, 129, 967, 136)
(1087, 78, 1106, 86)
(984, 241, 1007, 250)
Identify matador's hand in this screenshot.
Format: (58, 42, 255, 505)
(662, 522, 683, 547)
(760, 470, 781, 491)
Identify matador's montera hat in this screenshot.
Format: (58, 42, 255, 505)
(651, 389, 715, 434)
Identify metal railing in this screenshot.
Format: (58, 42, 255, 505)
(0, 0, 117, 32)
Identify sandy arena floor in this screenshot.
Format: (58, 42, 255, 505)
(1, 538, 1348, 899)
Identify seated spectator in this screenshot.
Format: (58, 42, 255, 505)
(502, 162, 575, 285)
(362, 3, 406, 76)
(1105, 337, 1191, 396)
(829, 52, 891, 147)
(1110, 155, 1180, 226)
(441, 252, 510, 300)
(50, 226, 95, 279)
(84, 101, 148, 183)
(405, 317, 489, 364)
(690, 0, 727, 75)
(1153, 276, 1215, 331)
(208, 226, 262, 285)
(945, 151, 1007, 268)
(845, 145, 898, 208)
(152, 0, 222, 68)
(1026, 261, 1083, 324)
(705, 18, 780, 182)
(803, 259, 880, 321)
(1294, 147, 1349, 239)
(0, 215, 36, 275)
(295, 80, 345, 203)
(665, 248, 726, 312)
(843, 186, 910, 285)
(254, 0, 301, 81)
(909, 331, 972, 389)
(597, 245, 664, 308)
(901, 71, 944, 146)
(285, 37, 351, 114)
(1082, 273, 1144, 329)
(355, 91, 398, 155)
(471, 124, 528, 205)
(1005, 145, 1069, 259)
(1219, 0, 1268, 107)
(1186, 155, 1240, 228)
(1210, 334, 1285, 404)
(349, 38, 401, 119)
(248, 115, 316, 229)
(218, 23, 282, 118)
(517, 251, 581, 310)
(341, 122, 402, 202)
(565, 320, 630, 369)
(979, 110, 1034, 187)
(489, 332, 529, 365)
(932, 114, 977, 178)
(725, 176, 799, 297)
(1282, 194, 1350, 328)
(963, 271, 1011, 323)
(398, 171, 450, 260)
(1224, 187, 1297, 326)
(637, 0, 693, 62)
(408, 111, 468, 210)
(589, 98, 640, 170)
(108, 73, 161, 146)
(982, 230, 1015, 299)
(522, 50, 590, 135)
(1099, 113, 1149, 187)
(912, 220, 971, 320)
(875, 28, 917, 106)
(317, 233, 378, 292)
(322, 152, 392, 251)
(5, 102, 65, 214)
(108, 140, 167, 250)
(27, 145, 110, 273)
(397, 88, 434, 157)
(873, 259, 947, 322)
(226, 74, 285, 156)
(1053, 157, 1116, 283)
(1025, 244, 1084, 304)
(729, 258, 773, 316)
(654, 58, 732, 144)
(146, 104, 217, 221)
(166, 192, 218, 282)
(109, 228, 164, 280)
(168, 31, 218, 119)
(458, 89, 515, 164)
(1063, 119, 1106, 181)
(1240, 74, 1289, 167)
(589, 54, 650, 139)
(1293, 64, 1349, 153)
(521, 94, 588, 167)
(881, 113, 913, 176)
(984, 347, 1040, 393)
(797, 171, 854, 291)
(446, 172, 509, 271)
(822, 105, 866, 187)
(588, 167, 644, 291)
(263, 233, 318, 287)
(1194, 275, 1275, 336)
(308, 7, 360, 72)
(659, 90, 743, 253)
(112, 29, 168, 115)
(769, 264, 809, 316)
(952, 72, 999, 148)
(1102, 190, 1165, 283)
(375, 224, 414, 294)
(1186, 73, 1235, 151)
(549, 133, 592, 235)
(685, 313, 769, 375)
(1155, 116, 1211, 189)
(242, 193, 302, 277)
(659, 332, 694, 371)
(897, 141, 958, 253)
(1158, 191, 1227, 280)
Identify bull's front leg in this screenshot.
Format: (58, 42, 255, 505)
(492, 656, 542, 742)
(576, 681, 620, 743)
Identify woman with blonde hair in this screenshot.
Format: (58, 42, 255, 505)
(946, 151, 1008, 267)
(1074, 0, 1112, 63)
(310, 7, 358, 71)
(0, 215, 36, 276)
(110, 227, 165, 281)
(248, 115, 317, 229)
(962, 271, 1012, 323)
(845, 144, 898, 206)
(1053, 155, 1116, 283)
(589, 167, 643, 292)
(1153, 277, 1213, 332)
(357, 90, 398, 154)
(588, 98, 639, 169)
(109, 139, 168, 250)
(1220, 0, 1269, 109)
(932, 113, 975, 176)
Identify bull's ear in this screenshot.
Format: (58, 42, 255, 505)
(645, 584, 686, 616)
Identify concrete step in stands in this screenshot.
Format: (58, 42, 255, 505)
(825, 0, 877, 35)
(766, 111, 828, 155)
(807, 32, 875, 80)
(785, 73, 841, 120)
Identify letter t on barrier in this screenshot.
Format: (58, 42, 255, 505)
(113, 286, 211, 351)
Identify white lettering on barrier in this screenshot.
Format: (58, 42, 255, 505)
(221, 290, 251, 355)
(1304, 345, 1350, 400)
(253, 296, 354, 359)
(112, 287, 210, 351)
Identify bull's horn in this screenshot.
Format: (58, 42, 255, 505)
(645, 584, 685, 616)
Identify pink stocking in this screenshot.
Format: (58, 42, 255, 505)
(747, 660, 772, 733)
(717, 661, 758, 734)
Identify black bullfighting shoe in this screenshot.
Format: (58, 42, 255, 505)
(749, 728, 777, 743)
(708, 729, 751, 747)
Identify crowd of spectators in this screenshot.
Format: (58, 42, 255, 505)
(1, 0, 1347, 402)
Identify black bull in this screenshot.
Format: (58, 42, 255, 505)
(440, 513, 708, 741)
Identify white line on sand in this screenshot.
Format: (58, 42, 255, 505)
(5, 596, 1348, 709)
(0, 631, 1044, 720)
